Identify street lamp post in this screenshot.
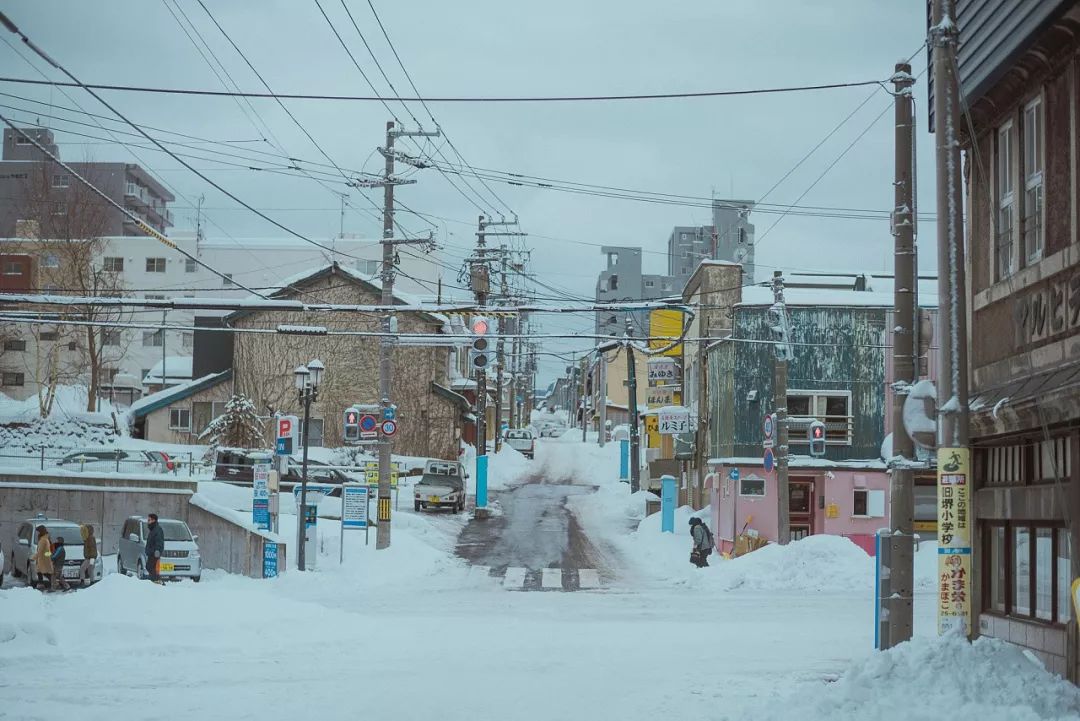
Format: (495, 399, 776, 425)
(294, 359, 324, 572)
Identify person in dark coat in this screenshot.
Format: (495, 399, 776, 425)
(80, 524, 98, 585)
(50, 536, 70, 591)
(145, 513, 166, 583)
(689, 517, 713, 568)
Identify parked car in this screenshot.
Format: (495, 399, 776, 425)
(539, 426, 565, 438)
(0, 537, 5, 588)
(414, 459, 467, 513)
(117, 516, 201, 582)
(213, 448, 350, 490)
(56, 448, 169, 474)
(10, 514, 103, 586)
(503, 429, 536, 458)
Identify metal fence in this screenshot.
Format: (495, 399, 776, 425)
(0, 449, 209, 476)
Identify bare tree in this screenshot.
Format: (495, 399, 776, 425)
(12, 161, 129, 412)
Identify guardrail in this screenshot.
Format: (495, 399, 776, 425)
(0, 450, 209, 476)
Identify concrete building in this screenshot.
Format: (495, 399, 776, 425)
(594, 246, 673, 337)
(666, 200, 755, 290)
(945, 0, 1080, 682)
(0, 126, 174, 238)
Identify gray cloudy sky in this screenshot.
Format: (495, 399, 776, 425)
(1, 1, 936, 385)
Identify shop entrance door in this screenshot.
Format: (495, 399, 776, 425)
(788, 478, 815, 541)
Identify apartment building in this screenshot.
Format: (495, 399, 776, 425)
(594, 246, 673, 337)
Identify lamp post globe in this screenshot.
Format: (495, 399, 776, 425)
(294, 365, 310, 391)
(307, 359, 325, 388)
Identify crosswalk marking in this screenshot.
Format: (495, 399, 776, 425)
(541, 568, 562, 589)
(577, 569, 600, 589)
(503, 566, 527, 588)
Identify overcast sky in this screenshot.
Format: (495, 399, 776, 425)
(1, 1, 937, 386)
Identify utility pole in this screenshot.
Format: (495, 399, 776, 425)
(931, 0, 972, 637)
(772, 270, 791, 545)
(885, 61, 918, 648)
(372, 120, 439, 550)
(598, 349, 607, 447)
(493, 248, 508, 450)
(625, 319, 641, 493)
(581, 351, 588, 442)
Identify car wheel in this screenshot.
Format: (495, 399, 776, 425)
(11, 563, 20, 579)
(192, 575, 201, 583)
(118, 556, 125, 576)
(414, 502, 420, 512)
(136, 560, 145, 580)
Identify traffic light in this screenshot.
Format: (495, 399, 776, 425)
(343, 408, 360, 442)
(808, 420, 826, 457)
(469, 315, 491, 371)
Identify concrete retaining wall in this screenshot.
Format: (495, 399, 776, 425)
(0, 475, 284, 579)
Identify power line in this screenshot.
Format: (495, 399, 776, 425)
(0, 75, 888, 103)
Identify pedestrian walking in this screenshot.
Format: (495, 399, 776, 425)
(80, 524, 98, 585)
(50, 536, 71, 591)
(33, 525, 52, 590)
(145, 513, 165, 584)
(688, 517, 714, 568)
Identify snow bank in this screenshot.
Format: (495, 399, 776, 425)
(748, 633, 1080, 721)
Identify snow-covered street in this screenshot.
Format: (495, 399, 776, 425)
(2, 437, 1078, 721)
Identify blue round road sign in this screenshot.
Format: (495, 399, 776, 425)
(763, 413, 774, 440)
(728, 468, 740, 481)
(359, 414, 378, 432)
(763, 448, 775, 473)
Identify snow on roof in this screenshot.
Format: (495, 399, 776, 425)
(708, 455, 887, 470)
(143, 356, 193, 384)
(127, 370, 230, 418)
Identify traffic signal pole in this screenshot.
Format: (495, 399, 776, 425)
(772, 271, 791, 546)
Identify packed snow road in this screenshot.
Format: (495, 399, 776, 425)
(455, 473, 617, 591)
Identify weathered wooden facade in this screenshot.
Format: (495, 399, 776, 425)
(949, 0, 1080, 683)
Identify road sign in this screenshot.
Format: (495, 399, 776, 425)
(381, 419, 398, 436)
(763, 413, 774, 440)
(359, 414, 378, 432)
(763, 448, 775, 473)
(728, 468, 740, 481)
(253, 460, 271, 531)
(382, 405, 397, 421)
(275, 414, 299, 456)
(363, 461, 400, 487)
(342, 485, 369, 529)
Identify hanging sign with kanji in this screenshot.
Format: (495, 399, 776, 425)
(937, 447, 971, 636)
(656, 407, 691, 435)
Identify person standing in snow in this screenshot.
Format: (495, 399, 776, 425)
(33, 525, 53, 590)
(145, 513, 165, 584)
(688, 517, 714, 568)
(80, 524, 98, 584)
(50, 536, 71, 591)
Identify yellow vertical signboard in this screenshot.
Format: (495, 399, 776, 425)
(648, 309, 684, 357)
(937, 447, 971, 636)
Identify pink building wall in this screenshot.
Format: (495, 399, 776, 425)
(708, 464, 891, 556)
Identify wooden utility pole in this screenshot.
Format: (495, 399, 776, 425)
(625, 318, 641, 493)
(772, 270, 791, 545)
(885, 60, 918, 648)
(493, 248, 507, 451)
(374, 120, 439, 550)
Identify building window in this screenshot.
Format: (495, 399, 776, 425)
(102, 329, 121, 346)
(41, 254, 59, 268)
(52, 202, 66, 216)
(852, 489, 885, 517)
(739, 478, 765, 497)
(2, 261, 23, 275)
(67, 340, 77, 351)
(987, 521, 1071, 624)
(1022, 96, 1044, 266)
(357, 259, 380, 275)
(1, 372, 24, 386)
(51, 174, 70, 189)
(787, 390, 852, 444)
(39, 330, 58, 342)
(145, 257, 166, 273)
(142, 330, 162, 347)
(103, 257, 124, 272)
(15, 135, 30, 145)
(680, 233, 688, 241)
(3, 339, 26, 351)
(995, 120, 1016, 281)
(644, 280, 655, 288)
(181, 332, 193, 349)
(169, 408, 191, 431)
(185, 258, 198, 273)
(608, 275, 618, 291)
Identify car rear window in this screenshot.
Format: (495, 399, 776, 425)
(45, 524, 83, 545)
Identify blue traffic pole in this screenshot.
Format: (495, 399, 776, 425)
(619, 439, 630, 482)
(660, 474, 676, 533)
(476, 454, 489, 509)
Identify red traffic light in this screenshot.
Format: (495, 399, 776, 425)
(471, 316, 489, 335)
(812, 425, 824, 439)
(346, 411, 357, 424)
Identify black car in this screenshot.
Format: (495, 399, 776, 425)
(213, 449, 353, 490)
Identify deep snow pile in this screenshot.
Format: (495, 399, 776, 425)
(746, 633, 1080, 721)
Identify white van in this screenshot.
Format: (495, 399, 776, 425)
(117, 516, 202, 582)
(10, 515, 103, 586)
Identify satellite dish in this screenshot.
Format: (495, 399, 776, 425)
(902, 379, 937, 451)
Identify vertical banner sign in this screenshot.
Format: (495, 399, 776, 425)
(619, 438, 630, 482)
(937, 447, 971, 636)
(339, 485, 370, 563)
(263, 542, 279, 578)
(252, 461, 271, 531)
